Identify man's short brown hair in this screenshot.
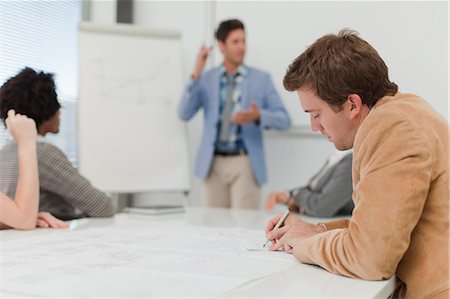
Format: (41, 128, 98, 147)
(283, 29, 398, 110)
(215, 19, 245, 43)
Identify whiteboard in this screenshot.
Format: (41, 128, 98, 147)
(78, 22, 190, 193)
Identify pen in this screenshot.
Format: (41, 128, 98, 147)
(263, 209, 290, 248)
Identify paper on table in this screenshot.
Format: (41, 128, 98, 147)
(2, 224, 296, 297)
(189, 226, 296, 261)
(240, 238, 269, 251)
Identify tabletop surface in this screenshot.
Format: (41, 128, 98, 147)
(0, 207, 395, 298)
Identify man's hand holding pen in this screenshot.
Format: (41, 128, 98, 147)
(264, 213, 326, 253)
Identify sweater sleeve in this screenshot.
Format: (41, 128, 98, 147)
(38, 144, 115, 217)
(292, 112, 432, 280)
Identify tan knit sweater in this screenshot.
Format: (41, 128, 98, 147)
(293, 93, 449, 299)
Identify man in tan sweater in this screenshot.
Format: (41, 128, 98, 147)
(265, 29, 448, 298)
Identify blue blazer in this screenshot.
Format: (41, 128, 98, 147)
(178, 66, 291, 185)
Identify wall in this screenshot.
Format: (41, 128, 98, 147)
(215, 1, 448, 126)
(92, 1, 448, 208)
(89, 0, 116, 24)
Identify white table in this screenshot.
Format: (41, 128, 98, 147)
(0, 207, 395, 298)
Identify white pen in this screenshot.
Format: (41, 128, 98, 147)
(263, 209, 290, 248)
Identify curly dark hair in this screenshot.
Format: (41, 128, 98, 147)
(0, 67, 61, 128)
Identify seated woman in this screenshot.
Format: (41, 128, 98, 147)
(265, 149, 353, 217)
(0, 68, 115, 220)
(0, 110, 67, 229)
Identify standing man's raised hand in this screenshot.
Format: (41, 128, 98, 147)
(192, 46, 213, 80)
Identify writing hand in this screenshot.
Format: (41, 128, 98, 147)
(265, 213, 301, 236)
(268, 224, 319, 253)
(265, 215, 324, 251)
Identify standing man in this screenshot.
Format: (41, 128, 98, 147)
(265, 29, 448, 298)
(179, 19, 291, 209)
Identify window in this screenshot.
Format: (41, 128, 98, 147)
(0, 0, 82, 164)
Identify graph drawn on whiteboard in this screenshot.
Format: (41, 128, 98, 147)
(91, 57, 174, 108)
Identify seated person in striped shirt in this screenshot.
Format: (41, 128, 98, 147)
(0, 68, 115, 220)
(264, 149, 353, 217)
(0, 110, 67, 229)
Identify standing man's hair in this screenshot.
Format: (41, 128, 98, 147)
(0, 67, 61, 128)
(215, 19, 245, 42)
(283, 28, 398, 110)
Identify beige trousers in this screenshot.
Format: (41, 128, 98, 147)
(203, 155, 261, 209)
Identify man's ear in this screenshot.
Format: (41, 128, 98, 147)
(347, 94, 363, 119)
(217, 40, 225, 53)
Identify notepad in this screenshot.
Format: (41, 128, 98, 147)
(125, 205, 185, 215)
